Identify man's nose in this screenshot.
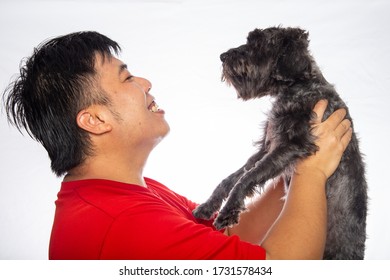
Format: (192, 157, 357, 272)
(134, 76, 152, 94)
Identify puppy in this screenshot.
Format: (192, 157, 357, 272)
(193, 27, 368, 259)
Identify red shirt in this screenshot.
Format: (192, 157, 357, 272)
(49, 178, 266, 259)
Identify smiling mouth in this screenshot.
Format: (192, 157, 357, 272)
(148, 100, 161, 113)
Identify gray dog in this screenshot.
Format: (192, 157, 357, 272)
(193, 27, 367, 259)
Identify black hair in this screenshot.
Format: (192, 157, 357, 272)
(3, 31, 121, 176)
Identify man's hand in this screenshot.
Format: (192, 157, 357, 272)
(297, 100, 353, 180)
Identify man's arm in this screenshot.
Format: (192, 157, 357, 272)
(227, 100, 353, 259)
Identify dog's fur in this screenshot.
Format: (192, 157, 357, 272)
(193, 27, 368, 259)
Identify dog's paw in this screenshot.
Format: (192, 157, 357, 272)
(213, 201, 247, 230)
(213, 210, 241, 230)
(193, 203, 216, 220)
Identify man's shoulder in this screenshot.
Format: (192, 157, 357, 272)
(60, 179, 163, 217)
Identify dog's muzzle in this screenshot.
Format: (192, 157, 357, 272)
(220, 52, 229, 62)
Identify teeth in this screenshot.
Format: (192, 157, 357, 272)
(149, 101, 160, 113)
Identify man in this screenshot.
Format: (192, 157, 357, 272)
(3, 31, 352, 259)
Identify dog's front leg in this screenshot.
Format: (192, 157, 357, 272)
(193, 166, 247, 220)
(213, 145, 311, 229)
(193, 141, 269, 220)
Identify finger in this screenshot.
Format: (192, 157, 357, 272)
(334, 119, 352, 139)
(325, 108, 347, 130)
(340, 127, 353, 151)
(311, 99, 328, 125)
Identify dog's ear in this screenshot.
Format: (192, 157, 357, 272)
(247, 28, 267, 46)
(272, 29, 312, 83)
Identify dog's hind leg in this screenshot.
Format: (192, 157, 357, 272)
(213, 145, 311, 229)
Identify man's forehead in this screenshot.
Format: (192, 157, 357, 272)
(94, 53, 126, 72)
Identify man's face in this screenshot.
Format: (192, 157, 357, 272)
(95, 54, 170, 149)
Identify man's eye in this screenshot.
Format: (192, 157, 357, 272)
(125, 75, 133, 82)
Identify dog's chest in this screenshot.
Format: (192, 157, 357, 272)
(263, 121, 279, 152)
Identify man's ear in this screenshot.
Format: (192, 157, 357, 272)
(76, 105, 113, 135)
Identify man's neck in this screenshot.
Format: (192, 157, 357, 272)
(63, 154, 148, 187)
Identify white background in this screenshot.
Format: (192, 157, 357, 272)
(0, 0, 389, 260)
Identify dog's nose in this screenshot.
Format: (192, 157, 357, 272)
(220, 52, 229, 62)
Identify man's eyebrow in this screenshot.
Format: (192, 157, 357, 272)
(118, 63, 128, 76)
